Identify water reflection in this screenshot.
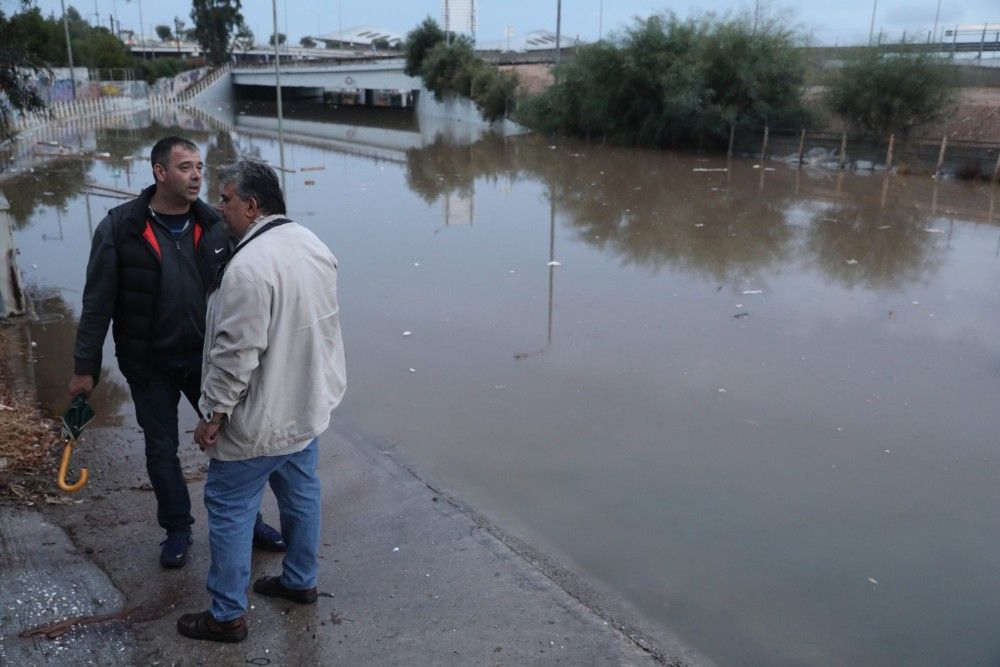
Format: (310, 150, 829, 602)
(401, 136, 969, 291)
(6, 108, 1000, 667)
(28, 288, 131, 425)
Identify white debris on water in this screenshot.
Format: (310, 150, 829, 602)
(868, 577, 879, 585)
(742, 289, 763, 295)
(547, 261, 561, 267)
(923, 228, 944, 234)
(409, 368, 416, 373)
(845, 259, 859, 265)
(402, 331, 412, 337)
(393, 547, 399, 552)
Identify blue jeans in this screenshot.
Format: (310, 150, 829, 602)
(128, 367, 202, 537)
(204, 438, 322, 621)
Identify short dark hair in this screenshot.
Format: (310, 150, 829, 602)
(217, 160, 287, 216)
(150, 136, 198, 170)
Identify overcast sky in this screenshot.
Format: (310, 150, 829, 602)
(16, 0, 999, 47)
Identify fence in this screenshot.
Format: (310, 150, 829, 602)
(739, 127, 1000, 182)
(5, 65, 231, 139)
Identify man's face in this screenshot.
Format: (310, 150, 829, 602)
(216, 182, 255, 238)
(154, 146, 203, 204)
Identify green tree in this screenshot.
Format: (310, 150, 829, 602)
(155, 24, 173, 41)
(190, 0, 243, 66)
(0, 2, 49, 139)
(420, 37, 475, 100)
(233, 23, 254, 52)
(826, 46, 954, 138)
(299, 36, 316, 48)
(269, 32, 286, 46)
(403, 17, 445, 76)
(519, 11, 809, 148)
(372, 37, 390, 50)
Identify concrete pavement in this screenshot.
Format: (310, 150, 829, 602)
(0, 420, 705, 666)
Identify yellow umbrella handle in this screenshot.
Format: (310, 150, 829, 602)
(57, 440, 88, 493)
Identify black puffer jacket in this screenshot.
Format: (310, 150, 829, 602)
(73, 184, 231, 385)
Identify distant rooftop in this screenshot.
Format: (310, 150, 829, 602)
(478, 29, 587, 53)
(311, 26, 403, 48)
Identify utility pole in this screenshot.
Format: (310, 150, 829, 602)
(59, 0, 77, 100)
(555, 0, 562, 68)
(932, 0, 942, 45)
(598, 0, 603, 41)
(272, 0, 286, 183)
(174, 16, 183, 55)
(868, 0, 878, 45)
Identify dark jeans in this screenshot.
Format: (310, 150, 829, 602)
(128, 366, 202, 537)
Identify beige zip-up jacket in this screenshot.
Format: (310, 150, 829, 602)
(199, 215, 346, 460)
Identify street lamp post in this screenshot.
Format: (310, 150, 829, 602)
(272, 0, 286, 183)
(59, 0, 77, 99)
(555, 0, 562, 68)
(868, 0, 878, 45)
(932, 0, 942, 45)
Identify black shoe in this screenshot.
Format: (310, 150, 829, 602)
(253, 575, 318, 604)
(253, 515, 286, 552)
(160, 534, 192, 569)
(177, 610, 247, 643)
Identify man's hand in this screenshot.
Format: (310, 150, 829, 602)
(68, 374, 94, 398)
(194, 418, 222, 449)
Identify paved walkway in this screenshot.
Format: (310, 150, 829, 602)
(1, 421, 705, 665)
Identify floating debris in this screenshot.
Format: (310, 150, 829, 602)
(692, 168, 728, 172)
(868, 577, 878, 585)
(547, 261, 561, 267)
(845, 259, 859, 265)
(742, 289, 763, 295)
(734, 312, 750, 319)
(402, 331, 412, 337)
(922, 228, 944, 234)
(300, 166, 325, 172)
(304, 180, 316, 186)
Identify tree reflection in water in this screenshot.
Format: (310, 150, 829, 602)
(404, 135, 949, 292)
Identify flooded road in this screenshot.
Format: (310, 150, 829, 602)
(4, 103, 1000, 666)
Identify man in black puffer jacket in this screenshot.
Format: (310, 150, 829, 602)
(68, 136, 283, 568)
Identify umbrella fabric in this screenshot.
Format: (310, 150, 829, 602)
(61, 395, 95, 441)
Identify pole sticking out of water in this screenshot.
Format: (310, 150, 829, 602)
(838, 132, 848, 170)
(992, 145, 1000, 183)
(885, 133, 895, 171)
(727, 124, 735, 158)
(759, 125, 769, 166)
(272, 0, 286, 188)
(796, 129, 805, 168)
(935, 134, 948, 180)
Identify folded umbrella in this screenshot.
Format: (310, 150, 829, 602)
(58, 395, 95, 493)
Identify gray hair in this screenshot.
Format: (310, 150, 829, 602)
(217, 159, 286, 215)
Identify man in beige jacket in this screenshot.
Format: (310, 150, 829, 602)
(177, 159, 346, 643)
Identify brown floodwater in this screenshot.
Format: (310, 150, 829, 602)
(4, 104, 1000, 666)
